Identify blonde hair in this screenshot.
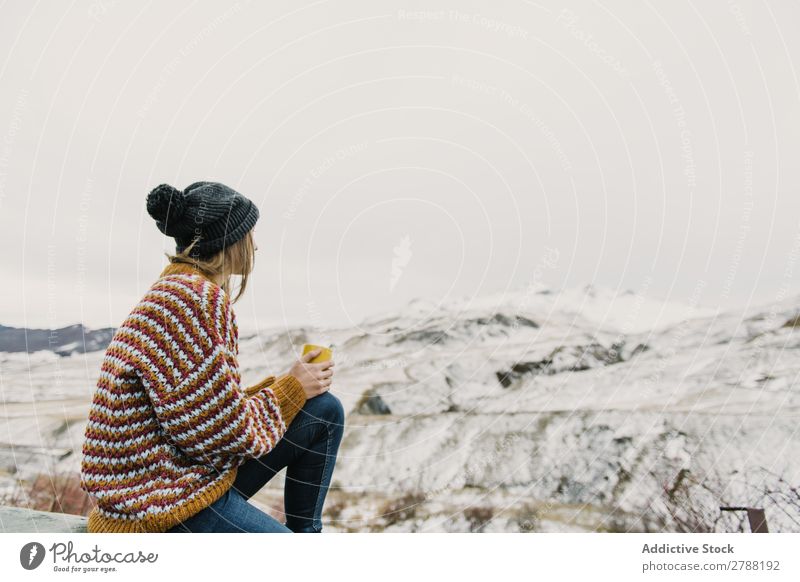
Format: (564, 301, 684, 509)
(164, 229, 255, 304)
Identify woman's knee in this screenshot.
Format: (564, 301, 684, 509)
(307, 390, 345, 428)
(323, 390, 345, 427)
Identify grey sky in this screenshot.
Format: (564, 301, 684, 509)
(1, 0, 799, 333)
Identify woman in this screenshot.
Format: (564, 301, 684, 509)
(79, 181, 344, 533)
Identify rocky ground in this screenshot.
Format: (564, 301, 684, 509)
(1, 284, 798, 532)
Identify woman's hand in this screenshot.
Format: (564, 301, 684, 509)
(287, 349, 335, 399)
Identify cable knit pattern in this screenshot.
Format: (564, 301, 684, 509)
(80, 261, 307, 533)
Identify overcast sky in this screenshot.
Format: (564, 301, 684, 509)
(1, 0, 799, 333)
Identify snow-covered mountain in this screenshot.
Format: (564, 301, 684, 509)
(1, 284, 798, 532)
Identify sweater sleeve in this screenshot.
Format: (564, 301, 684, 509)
(142, 277, 307, 470)
(244, 373, 307, 425)
(244, 375, 276, 397)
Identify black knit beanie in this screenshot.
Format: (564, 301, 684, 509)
(146, 181, 259, 259)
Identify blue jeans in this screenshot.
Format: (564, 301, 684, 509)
(165, 390, 345, 533)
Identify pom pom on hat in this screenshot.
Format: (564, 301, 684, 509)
(147, 183, 186, 234)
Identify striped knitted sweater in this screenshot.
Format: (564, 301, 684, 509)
(79, 261, 307, 533)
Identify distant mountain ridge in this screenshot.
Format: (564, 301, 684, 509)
(0, 323, 115, 356)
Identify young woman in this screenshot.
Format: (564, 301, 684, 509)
(80, 181, 344, 533)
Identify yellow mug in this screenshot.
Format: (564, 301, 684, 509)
(302, 343, 332, 363)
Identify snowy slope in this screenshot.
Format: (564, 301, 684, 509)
(1, 284, 798, 532)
